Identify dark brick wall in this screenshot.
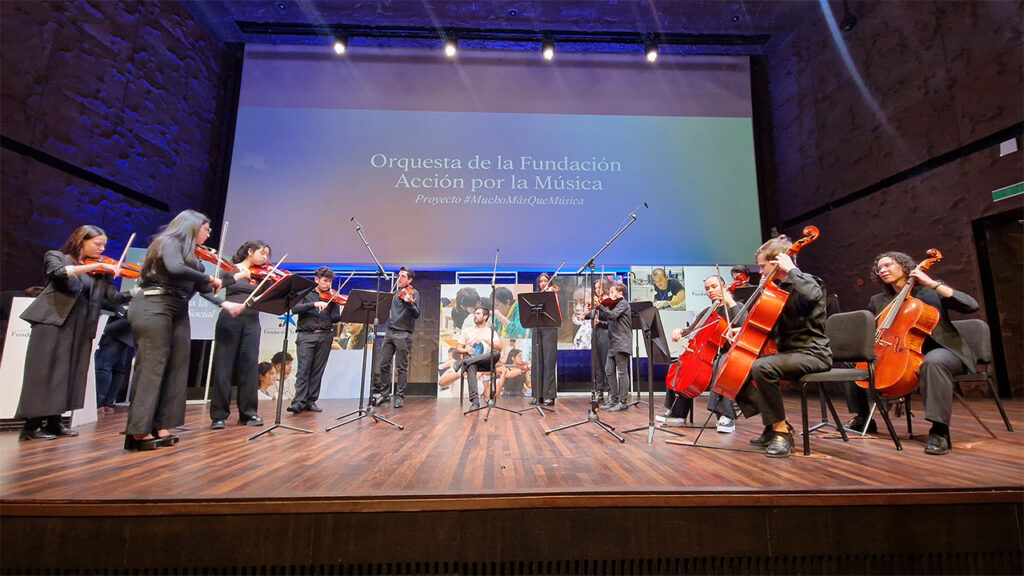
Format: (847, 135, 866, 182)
(1, 0, 240, 291)
(762, 1, 1023, 390)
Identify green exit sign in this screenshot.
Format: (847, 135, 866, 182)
(992, 182, 1023, 202)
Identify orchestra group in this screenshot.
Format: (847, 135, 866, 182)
(14, 210, 983, 458)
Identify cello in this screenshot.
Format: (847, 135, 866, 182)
(711, 226, 821, 400)
(856, 249, 943, 398)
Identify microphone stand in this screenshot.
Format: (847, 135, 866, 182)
(545, 203, 646, 443)
(464, 249, 521, 421)
(327, 218, 404, 432)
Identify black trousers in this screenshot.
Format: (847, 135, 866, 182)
(735, 351, 830, 427)
(605, 351, 630, 403)
(126, 294, 191, 435)
(531, 326, 558, 400)
(376, 329, 412, 398)
(591, 326, 609, 392)
(293, 332, 332, 408)
(210, 309, 261, 421)
(463, 350, 500, 402)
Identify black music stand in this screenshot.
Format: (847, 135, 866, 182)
(326, 289, 404, 431)
(627, 301, 653, 408)
(623, 305, 686, 443)
(517, 290, 560, 417)
(247, 273, 317, 441)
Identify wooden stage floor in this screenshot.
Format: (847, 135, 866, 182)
(2, 392, 1021, 512)
(2, 392, 1023, 573)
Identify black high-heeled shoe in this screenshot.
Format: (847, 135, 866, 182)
(124, 435, 160, 451)
(155, 435, 179, 447)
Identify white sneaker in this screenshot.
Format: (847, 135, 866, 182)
(655, 411, 670, 423)
(664, 417, 687, 428)
(716, 416, 735, 433)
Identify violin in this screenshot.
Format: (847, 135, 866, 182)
(397, 284, 415, 302)
(84, 256, 141, 279)
(249, 263, 292, 282)
(600, 295, 623, 308)
(195, 245, 238, 274)
(320, 290, 348, 306)
(711, 226, 821, 400)
(728, 273, 749, 292)
(856, 249, 943, 398)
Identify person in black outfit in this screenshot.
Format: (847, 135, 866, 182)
(125, 211, 244, 450)
(288, 266, 342, 414)
(17, 225, 133, 440)
(209, 239, 272, 429)
(373, 266, 420, 409)
(860, 251, 979, 455)
(665, 275, 742, 431)
(731, 235, 831, 458)
(94, 308, 133, 414)
(586, 278, 610, 403)
(599, 282, 632, 411)
(530, 272, 559, 407)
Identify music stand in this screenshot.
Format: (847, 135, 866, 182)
(247, 273, 317, 441)
(517, 290, 560, 417)
(326, 289, 404, 431)
(627, 301, 653, 408)
(623, 305, 686, 443)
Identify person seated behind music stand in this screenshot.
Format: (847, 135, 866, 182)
(454, 306, 504, 410)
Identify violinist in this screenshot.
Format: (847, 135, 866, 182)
(860, 252, 978, 455)
(530, 272, 559, 407)
(586, 278, 611, 405)
(287, 266, 342, 415)
(733, 235, 831, 458)
(373, 266, 420, 409)
(125, 211, 245, 451)
(598, 282, 632, 412)
(209, 240, 271, 430)
(16, 225, 134, 440)
(665, 275, 743, 432)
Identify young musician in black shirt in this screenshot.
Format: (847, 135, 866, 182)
(373, 267, 420, 408)
(287, 266, 342, 414)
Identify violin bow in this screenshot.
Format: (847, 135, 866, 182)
(328, 270, 355, 302)
(715, 264, 732, 327)
(214, 221, 229, 281)
(114, 232, 136, 272)
(245, 253, 289, 307)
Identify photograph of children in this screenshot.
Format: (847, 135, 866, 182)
(438, 283, 533, 397)
(569, 274, 622, 350)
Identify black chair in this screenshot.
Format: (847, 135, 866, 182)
(796, 310, 903, 455)
(952, 319, 1013, 433)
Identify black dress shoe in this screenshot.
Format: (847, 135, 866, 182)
(924, 433, 951, 455)
(156, 434, 179, 446)
(543, 399, 555, 407)
(20, 428, 57, 441)
(240, 416, 264, 426)
(48, 423, 79, 437)
(845, 415, 878, 434)
(452, 359, 465, 373)
(306, 402, 323, 413)
(124, 435, 160, 451)
(211, 420, 226, 430)
(286, 403, 304, 414)
(750, 426, 773, 447)
(765, 431, 794, 458)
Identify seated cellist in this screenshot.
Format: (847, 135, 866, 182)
(851, 252, 978, 455)
(664, 275, 743, 432)
(733, 235, 831, 458)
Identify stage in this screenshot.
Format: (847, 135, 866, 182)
(2, 392, 1022, 574)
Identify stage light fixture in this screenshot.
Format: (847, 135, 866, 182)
(332, 37, 347, 55)
(644, 35, 658, 62)
(444, 38, 457, 57)
(542, 41, 555, 60)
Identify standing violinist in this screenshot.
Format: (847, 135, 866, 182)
(588, 278, 611, 405)
(287, 266, 342, 414)
(530, 272, 560, 407)
(665, 275, 743, 432)
(209, 240, 271, 430)
(732, 235, 831, 458)
(599, 282, 632, 412)
(16, 225, 133, 440)
(861, 252, 978, 455)
(125, 211, 245, 450)
(373, 266, 420, 409)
